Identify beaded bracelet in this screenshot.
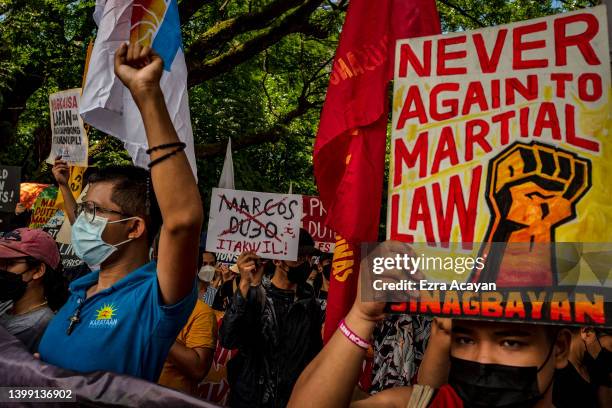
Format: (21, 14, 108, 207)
(147, 145, 185, 168)
(146, 141, 186, 155)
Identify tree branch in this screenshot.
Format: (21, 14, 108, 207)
(179, 0, 212, 22)
(187, 0, 325, 86)
(187, 0, 305, 59)
(195, 100, 316, 157)
(437, 0, 486, 28)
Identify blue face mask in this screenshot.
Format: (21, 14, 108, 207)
(71, 213, 138, 267)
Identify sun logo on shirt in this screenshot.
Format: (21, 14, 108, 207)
(96, 304, 117, 320)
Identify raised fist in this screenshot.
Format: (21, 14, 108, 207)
(475, 142, 591, 286)
(114, 42, 163, 100)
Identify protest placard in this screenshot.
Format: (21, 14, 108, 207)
(46, 89, 88, 167)
(28, 186, 61, 230)
(19, 183, 49, 210)
(0, 166, 21, 213)
(206, 188, 303, 260)
(385, 6, 611, 326)
(301, 195, 336, 253)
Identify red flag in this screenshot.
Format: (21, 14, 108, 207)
(317, 0, 441, 346)
(314, 0, 441, 244)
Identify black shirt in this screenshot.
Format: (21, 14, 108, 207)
(553, 362, 598, 408)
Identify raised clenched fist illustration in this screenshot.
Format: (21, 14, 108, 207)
(474, 142, 591, 287)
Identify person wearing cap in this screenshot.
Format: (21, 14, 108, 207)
(219, 228, 324, 408)
(36, 43, 202, 382)
(0, 228, 67, 353)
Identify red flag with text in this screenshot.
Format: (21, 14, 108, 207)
(317, 0, 441, 346)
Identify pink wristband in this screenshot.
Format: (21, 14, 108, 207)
(338, 319, 371, 350)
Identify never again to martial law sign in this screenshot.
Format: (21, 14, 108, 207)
(0, 166, 20, 212)
(46, 89, 88, 167)
(385, 6, 611, 326)
(206, 188, 303, 261)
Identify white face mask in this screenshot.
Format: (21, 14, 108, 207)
(198, 265, 216, 282)
(71, 213, 138, 267)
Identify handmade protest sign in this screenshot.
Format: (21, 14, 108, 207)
(0, 166, 21, 212)
(19, 183, 49, 210)
(301, 195, 336, 253)
(384, 6, 611, 326)
(46, 89, 88, 167)
(206, 188, 303, 260)
(29, 186, 61, 231)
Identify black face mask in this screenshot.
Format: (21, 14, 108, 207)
(584, 338, 612, 386)
(287, 261, 310, 284)
(0, 269, 29, 302)
(448, 342, 555, 408)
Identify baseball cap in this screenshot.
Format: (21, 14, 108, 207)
(0, 228, 61, 269)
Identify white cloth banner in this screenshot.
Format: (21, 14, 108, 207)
(80, 0, 197, 178)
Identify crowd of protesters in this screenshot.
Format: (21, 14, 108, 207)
(0, 42, 610, 408)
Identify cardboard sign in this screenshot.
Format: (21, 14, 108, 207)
(215, 252, 238, 266)
(47, 89, 88, 166)
(301, 195, 336, 253)
(0, 166, 21, 212)
(385, 7, 611, 326)
(206, 188, 303, 260)
(19, 183, 49, 210)
(28, 186, 61, 230)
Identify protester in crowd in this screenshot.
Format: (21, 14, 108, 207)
(314, 252, 332, 316)
(288, 271, 571, 407)
(553, 327, 612, 408)
(0, 228, 68, 353)
(199, 251, 220, 306)
(219, 229, 323, 408)
(158, 297, 218, 395)
(52, 157, 78, 225)
(37, 43, 203, 382)
(211, 262, 239, 312)
(52, 157, 92, 283)
(306, 263, 320, 289)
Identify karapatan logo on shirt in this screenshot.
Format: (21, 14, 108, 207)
(88, 303, 118, 328)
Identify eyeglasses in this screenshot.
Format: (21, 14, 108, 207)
(76, 201, 131, 223)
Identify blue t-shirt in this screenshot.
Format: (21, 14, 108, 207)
(38, 261, 196, 382)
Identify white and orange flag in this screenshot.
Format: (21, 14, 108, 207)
(80, 0, 197, 178)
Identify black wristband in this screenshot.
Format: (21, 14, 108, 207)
(147, 145, 185, 168)
(146, 141, 186, 155)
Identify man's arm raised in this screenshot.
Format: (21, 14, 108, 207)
(114, 42, 203, 305)
(52, 157, 78, 225)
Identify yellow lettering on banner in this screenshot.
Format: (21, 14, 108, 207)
(332, 235, 355, 282)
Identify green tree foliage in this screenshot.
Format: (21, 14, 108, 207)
(0, 0, 599, 210)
